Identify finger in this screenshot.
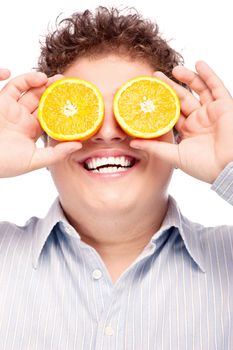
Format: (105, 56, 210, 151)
(18, 74, 64, 113)
(195, 61, 231, 99)
(30, 142, 83, 170)
(172, 65, 213, 104)
(28, 116, 45, 141)
(0, 69, 11, 81)
(1, 72, 48, 100)
(174, 112, 186, 136)
(153, 71, 200, 117)
(130, 139, 180, 168)
(31, 110, 47, 141)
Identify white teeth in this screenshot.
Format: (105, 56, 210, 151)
(91, 166, 128, 173)
(85, 156, 133, 170)
(109, 156, 115, 164)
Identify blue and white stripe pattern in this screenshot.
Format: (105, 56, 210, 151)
(1, 163, 233, 349)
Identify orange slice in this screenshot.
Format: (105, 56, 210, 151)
(38, 78, 104, 141)
(113, 76, 180, 138)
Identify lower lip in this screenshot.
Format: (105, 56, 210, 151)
(78, 162, 139, 179)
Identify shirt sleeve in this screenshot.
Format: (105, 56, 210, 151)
(211, 162, 233, 206)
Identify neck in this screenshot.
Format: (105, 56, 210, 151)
(63, 195, 169, 282)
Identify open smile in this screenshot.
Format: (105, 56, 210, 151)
(78, 152, 141, 177)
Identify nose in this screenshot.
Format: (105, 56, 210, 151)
(91, 103, 129, 144)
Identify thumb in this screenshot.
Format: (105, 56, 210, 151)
(30, 141, 82, 170)
(130, 139, 180, 167)
(0, 68, 11, 81)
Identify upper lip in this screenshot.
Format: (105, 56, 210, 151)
(75, 149, 143, 164)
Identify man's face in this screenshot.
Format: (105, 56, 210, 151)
(47, 54, 174, 217)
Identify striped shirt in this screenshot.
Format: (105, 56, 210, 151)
(1, 163, 233, 350)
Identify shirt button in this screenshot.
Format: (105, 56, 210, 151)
(92, 269, 102, 280)
(104, 325, 114, 336)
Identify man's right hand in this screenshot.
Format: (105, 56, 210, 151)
(0, 70, 82, 178)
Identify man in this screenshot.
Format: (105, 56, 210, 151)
(0, 6, 233, 349)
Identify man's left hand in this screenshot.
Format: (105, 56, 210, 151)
(130, 61, 233, 184)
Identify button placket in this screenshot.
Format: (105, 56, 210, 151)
(104, 325, 114, 336)
(92, 269, 103, 280)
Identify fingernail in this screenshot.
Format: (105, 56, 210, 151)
(69, 142, 82, 152)
(53, 74, 64, 79)
(130, 142, 142, 149)
(37, 72, 47, 79)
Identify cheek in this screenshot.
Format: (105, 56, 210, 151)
(46, 137, 64, 178)
(157, 130, 175, 144)
(146, 152, 174, 190)
(149, 130, 175, 176)
(47, 137, 59, 147)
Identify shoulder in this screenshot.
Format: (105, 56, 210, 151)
(181, 213, 233, 243)
(202, 224, 233, 265)
(181, 214, 233, 270)
(0, 217, 39, 253)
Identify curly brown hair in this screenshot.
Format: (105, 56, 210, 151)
(37, 6, 184, 82)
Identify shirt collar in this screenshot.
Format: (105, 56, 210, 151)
(32, 196, 206, 272)
(32, 197, 74, 268)
(153, 195, 206, 272)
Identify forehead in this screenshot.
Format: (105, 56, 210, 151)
(64, 54, 154, 97)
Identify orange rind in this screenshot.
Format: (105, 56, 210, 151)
(113, 76, 180, 138)
(38, 78, 104, 141)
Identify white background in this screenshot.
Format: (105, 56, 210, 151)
(0, 0, 232, 225)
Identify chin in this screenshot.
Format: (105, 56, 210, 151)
(88, 191, 136, 213)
